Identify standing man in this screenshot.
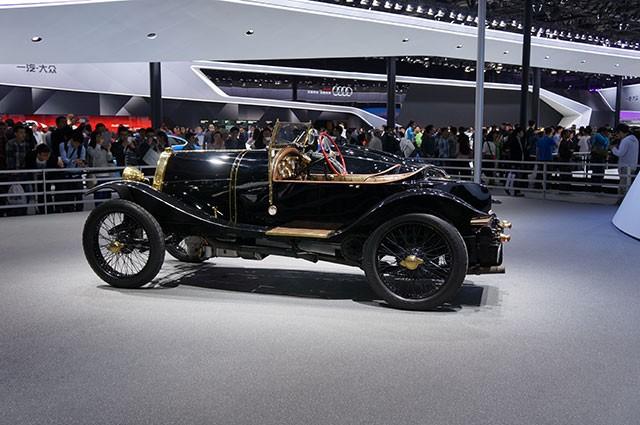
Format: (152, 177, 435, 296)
(405, 121, 416, 144)
(5, 124, 28, 170)
(50, 116, 70, 158)
(111, 125, 129, 167)
(536, 128, 556, 162)
(611, 124, 639, 195)
(420, 125, 437, 158)
(225, 127, 243, 150)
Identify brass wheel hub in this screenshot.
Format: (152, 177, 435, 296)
(107, 241, 125, 254)
(399, 255, 424, 271)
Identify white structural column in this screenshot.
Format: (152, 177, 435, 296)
(474, 0, 486, 184)
(613, 176, 640, 240)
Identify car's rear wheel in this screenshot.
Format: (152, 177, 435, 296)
(166, 236, 207, 263)
(82, 199, 165, 288)
(362, 213, 468, 310)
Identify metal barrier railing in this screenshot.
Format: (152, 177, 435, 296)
(0, 165, 156, 215)
(0, 158, 637, 216)
(419, 157, 638, 200)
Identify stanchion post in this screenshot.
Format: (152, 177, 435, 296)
(42, 169, 47, 215)
(542, 162, 547, 199)
(473, 0, 486, 184)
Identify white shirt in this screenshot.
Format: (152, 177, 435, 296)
(577, 136, 591, 153)
(399, 138, 415, 158)
(612, 134, 639, 169)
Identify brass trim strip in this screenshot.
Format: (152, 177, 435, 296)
(228, 150, 249, 224)
(265, 227, 335, 238)
(275, 166, 428, 185)
(470, 216, 492, 226)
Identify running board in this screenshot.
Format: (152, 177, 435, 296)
(265, 227, 335, 238)
(468, 265, 506, 275)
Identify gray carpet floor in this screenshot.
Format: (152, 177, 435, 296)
(1, 197, 639, 425)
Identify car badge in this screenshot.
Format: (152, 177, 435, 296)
(268, 205, 278, 216)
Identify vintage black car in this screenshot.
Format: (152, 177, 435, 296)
(82, 122, 510, 310)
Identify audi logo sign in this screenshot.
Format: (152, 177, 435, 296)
(304, 85, 355, 98)
(331, 86, 353, 97)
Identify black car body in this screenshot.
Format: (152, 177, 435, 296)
(83, 122, 509, 310)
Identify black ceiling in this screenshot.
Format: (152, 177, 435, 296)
(313, 0, 640, 49)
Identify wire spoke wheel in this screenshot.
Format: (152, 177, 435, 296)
(375, 223, 453, 300)
(363, 213, 468, 310)
(83, 199, 165, 288)
(95, 212, 151, 278)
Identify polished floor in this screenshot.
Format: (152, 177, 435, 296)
(1, 197, 639, 425)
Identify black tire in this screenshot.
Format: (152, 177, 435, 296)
(166, 237, 207, 263)
(362, 213, 468, 310)
(82, 199, 165, 288)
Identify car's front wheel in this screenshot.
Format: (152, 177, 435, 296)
(82, 199, 165, 288)
(362, 213, 468, 310)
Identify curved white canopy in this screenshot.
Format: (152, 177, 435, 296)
(0, 0, 638, 77)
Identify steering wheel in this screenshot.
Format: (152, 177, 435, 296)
(318, 132, 348, 175)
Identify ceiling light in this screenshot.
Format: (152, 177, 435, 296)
(146, 33, 157, 39)
(456, 44, 463, 48)
(31, 36, 42, 43)
(544, 55, 550, 60)
(580, 59, 586, 64)
(550, 70, 558, 75)
(245, 29, 254, 36)
(615, 63, 620, 67)
(402, 38, 409, 42)
(503, 50, 509, 54)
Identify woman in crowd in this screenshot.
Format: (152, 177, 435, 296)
(557, 129, 574, 191)
(87, 130, 113, 203)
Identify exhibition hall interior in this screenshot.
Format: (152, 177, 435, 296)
(1, 0, 640, 424)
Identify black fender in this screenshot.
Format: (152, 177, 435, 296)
(334, 188, 488, 238)
(86, 181, 266, 238)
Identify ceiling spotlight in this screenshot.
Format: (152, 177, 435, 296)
(146, 32, 157, 39)
(31, 36, 42, 43)
(384, 1, 392, 9)
(427, 7, 434, 15)
(402, 38, 409, 42)
(550, 70, 558, 75)
(456, 44, 463, 49)
(503, 50, 509, 54)
(544, 55, 550, 60)
(245, 29, 254, 36)
(580, 59, 586, 64)
(615, 63, 620, 67)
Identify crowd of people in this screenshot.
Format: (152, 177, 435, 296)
(1, 115, 638, 216)
(348, 120, 639, 195)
